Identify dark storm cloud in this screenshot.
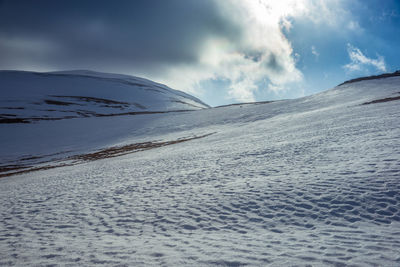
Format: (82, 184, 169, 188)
(0, 0, 240, 71)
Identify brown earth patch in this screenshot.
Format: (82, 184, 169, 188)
(0, 133, 215, 178)
(70, 133, 213, 162)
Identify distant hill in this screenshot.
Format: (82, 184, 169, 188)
(0, 70, 209, 123)
(339, 70, 400, 86)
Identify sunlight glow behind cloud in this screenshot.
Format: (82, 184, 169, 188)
(156, 0, 353, 102)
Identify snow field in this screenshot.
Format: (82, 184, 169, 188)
(1, 76, 400, 265)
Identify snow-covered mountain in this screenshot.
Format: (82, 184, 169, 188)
(0, 70, 209, 123)
(1, 71, 400, 266)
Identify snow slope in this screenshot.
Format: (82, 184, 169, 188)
(0, 73, 400, 266)
(0, 70, 209, 123)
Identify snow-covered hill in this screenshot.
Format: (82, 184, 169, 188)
(0, 70, 209, 123)
(0, 72, 400, 266)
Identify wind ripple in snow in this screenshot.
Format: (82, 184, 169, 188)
(1, 78, 400, 266)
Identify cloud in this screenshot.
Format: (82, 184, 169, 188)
(311, 45, 319, 59)
(0, 0, 234, 70)
(343, 43, 386, 73)
(347, 20, 362, 32)
(160, 0, 306, 102)
(0, 0, 360, 102)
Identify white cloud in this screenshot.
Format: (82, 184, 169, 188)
(343, 44, 387, 73)
(158, 0, 334, 102)
(311, 45, 319, 59)
(347, 20, 362, 32)
(154, 0, 307, 102)
(0, 0, 363, 103)
(156, 0, 362, 102)
(0, 0, 361, 103)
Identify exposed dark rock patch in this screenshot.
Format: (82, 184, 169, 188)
(44, 99, 76, 106)
(340, 70, 400, 86)
(0, 109, 194, 124)
(362, 96, 400, 105)
(2, 107, 25, 110)
(50, 95, 131, 106)
(0, 118, 31, 123)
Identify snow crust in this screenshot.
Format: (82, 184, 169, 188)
(1, 75, 400, 265)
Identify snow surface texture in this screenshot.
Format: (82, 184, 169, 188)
(0, 70, 209, 123)
(0, 74, 400, 266)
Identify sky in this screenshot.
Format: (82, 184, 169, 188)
(0, 0, 399, 106)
